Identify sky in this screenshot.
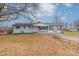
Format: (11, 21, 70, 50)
(0, 3, 79, 27)
(39, 3, 79, 23)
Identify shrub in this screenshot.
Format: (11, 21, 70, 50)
(4, 26, 13, 34)
(7, 29, 13, 34)
(52, 34, 61, 40)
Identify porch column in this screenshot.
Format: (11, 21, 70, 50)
(36, 26, 38, 32)
(35, 26, 39, 32)
(48, 26, 49, 32)
(37, 26, 39, 32)
(52, 26, 54, 32)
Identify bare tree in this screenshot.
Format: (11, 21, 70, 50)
(0, 3, 40, 22)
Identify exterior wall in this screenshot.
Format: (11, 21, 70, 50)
(48, 25, 63, 33)
(13, 26, 36, 33)
(13, 25, 64, 33)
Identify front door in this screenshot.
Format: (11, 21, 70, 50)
(39, 26, 48, 32)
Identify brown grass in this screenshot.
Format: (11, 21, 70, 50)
(64, 30, 79, 36)
(0, 33, 79, 56)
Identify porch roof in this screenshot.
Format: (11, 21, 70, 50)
(33, 23, 49, 26)
(33, 22, 64, 26)
(12, 22, 64, 27)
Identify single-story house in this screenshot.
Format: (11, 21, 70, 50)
(12, 22, 64, 33)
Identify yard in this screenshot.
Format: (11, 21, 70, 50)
(0, 34, 32, 42)
(64, 31, 79, 36)
(0, 33, 79, 55)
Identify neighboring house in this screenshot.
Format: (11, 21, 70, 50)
(73, 20, 79, 31)
(12, 21, 64, 33)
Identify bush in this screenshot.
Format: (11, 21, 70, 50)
(7, 29, 13, 34)
(52, 34, 61, 39)
(4, 26, 13, 34)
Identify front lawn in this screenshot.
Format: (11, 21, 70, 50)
(64, 31, 79, 36)
(0, 33, 78, 55)
(0, 34, 32, 42)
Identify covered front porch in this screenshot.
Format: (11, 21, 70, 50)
(33, 23, 64, 33)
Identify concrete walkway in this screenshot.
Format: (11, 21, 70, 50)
(36, 32, 79, 41)
(59, 34, 79, 41)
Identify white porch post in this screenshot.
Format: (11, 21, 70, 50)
(52, 26, 54, 32)
(48, 26, 49, 32)
(36, 26, 37, 31)
(36, 26, 39, 32)
(37, 26, 39, 32)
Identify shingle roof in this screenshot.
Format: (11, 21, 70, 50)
(12, 23, 33, 26)
(12, 22, 64, 26)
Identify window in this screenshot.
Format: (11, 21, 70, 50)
(24, 26, 26, 29)
(16, 26, 20, 29)
(39, 26, 48, 30)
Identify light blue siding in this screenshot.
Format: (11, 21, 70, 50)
(13, 26, 36, 33)
(13, 25, 63, 33)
